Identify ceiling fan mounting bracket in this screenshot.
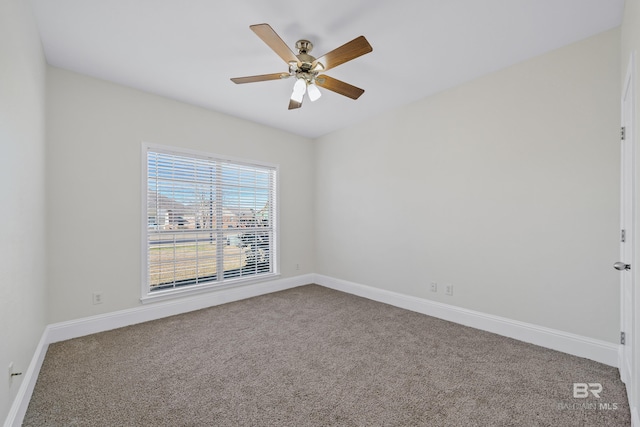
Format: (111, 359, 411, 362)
(295, 40, 313, 54)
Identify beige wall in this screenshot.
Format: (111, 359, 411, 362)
(0, 0, 47, 421)
(315, 28, 621, 342)
(621, 0, 640, 417)
(45, 67, 315, 323)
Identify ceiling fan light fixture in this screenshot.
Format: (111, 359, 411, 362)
(291, 78, 306, 103)
(307, 82, 322, 102)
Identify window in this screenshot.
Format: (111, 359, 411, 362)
(142, 144, 277, 301)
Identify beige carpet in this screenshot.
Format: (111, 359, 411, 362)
(24, 285, 629, 426)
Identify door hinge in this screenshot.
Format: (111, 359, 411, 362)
(622, 229, 626, 243)
(621, 332, 626, 345)
(621, 127, 626, 140)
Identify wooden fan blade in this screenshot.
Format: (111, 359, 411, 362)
(312, 36, 372, 71)
(315, 75, 365, 100)
(231, 73, 288, 84)
(250, 23, 299, 65)
(288, 98, 303, 110)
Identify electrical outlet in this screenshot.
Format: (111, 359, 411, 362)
(92, 292, 103, 305)
(8, 362, 15, 385)
(8, 362, 22, 386)
(430, 282, 437, 292)
(445, 284, 453, 296)
(295, 263, 300, 271)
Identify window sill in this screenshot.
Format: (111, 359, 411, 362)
(140, 273, 281, 304)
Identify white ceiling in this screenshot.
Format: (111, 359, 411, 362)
(30, 0, 624, 139)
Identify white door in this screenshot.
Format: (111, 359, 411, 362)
(618, 54, 635, 395)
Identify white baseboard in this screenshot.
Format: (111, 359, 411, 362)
(47, 274, 312, 344)
(313, 274, 619, 367)
(3, 274, 311, 427)
(3, 331, 48, 427)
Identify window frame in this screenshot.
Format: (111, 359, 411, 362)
(140, 142, 279, 303)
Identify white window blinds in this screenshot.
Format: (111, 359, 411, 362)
(144, 145, 277, 296)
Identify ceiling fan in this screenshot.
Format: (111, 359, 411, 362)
(231, 24, 373, 110)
